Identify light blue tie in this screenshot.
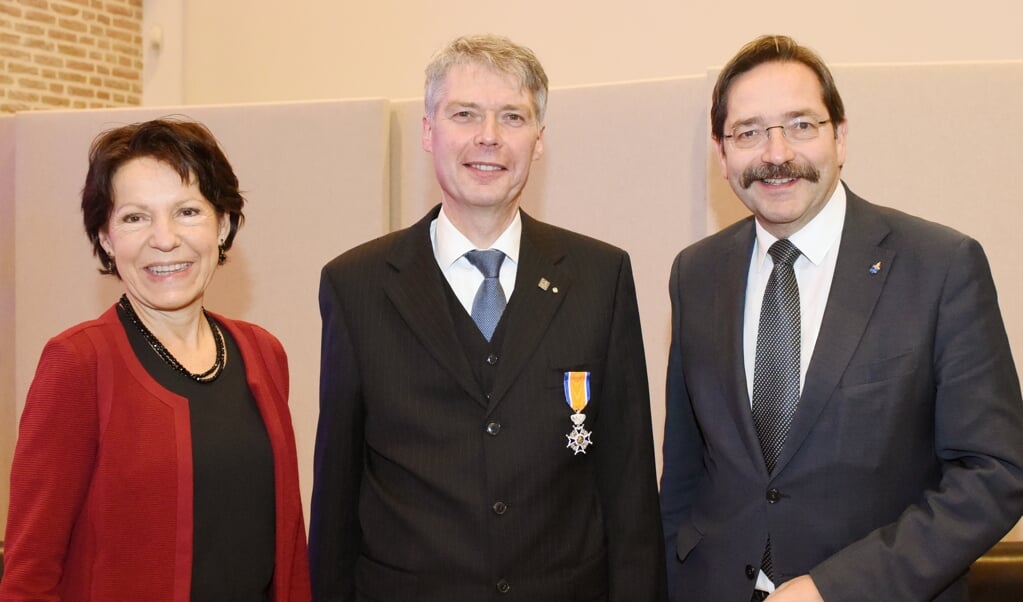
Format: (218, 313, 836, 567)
(465, 249, 507, 341)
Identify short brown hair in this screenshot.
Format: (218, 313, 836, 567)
(711, 35, 846, 140)
(81, 118, 245, 276)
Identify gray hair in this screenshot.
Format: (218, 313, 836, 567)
(424, 34, 548, 124)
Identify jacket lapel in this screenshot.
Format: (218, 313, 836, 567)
(382, 207, 486, 405)
(718, 220, 769, 473)
(488, 213, 569, 412)
(773, 190, 895, 475)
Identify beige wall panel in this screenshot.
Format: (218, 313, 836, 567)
(7, 58, 1021, 550)
(389, 97, 439, 230)
(0, 115, 15, 531)
(836, 63, 1023, 541)
(526, 79, 709, 476)
(836, 63, 1023, 374)
(12, 100, 391, 521)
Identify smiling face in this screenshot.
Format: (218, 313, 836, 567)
(715, 61, 847, 239)
(422, 62, 545, 225)
(99, 156, 229, 317)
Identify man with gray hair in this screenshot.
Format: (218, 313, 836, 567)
(311, 34, 665, 601)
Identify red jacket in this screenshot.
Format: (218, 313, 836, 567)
(1, 305, 311, 601)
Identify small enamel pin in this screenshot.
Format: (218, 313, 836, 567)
(564, 371, 592, 454)
(538, 277, 559, 294)
(869, 261, 882, 274)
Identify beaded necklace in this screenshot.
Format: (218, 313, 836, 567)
(118, 294, 227, 383)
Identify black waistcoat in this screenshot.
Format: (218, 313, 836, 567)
(441, 280, 510, 400)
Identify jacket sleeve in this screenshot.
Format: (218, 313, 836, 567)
(593, 252, 668, 601)
(243, 324, 313, 602)
(0, 337, 100, 601)
(658, 251, 708, 601)
(811, 237, 1023, 600)
(308, 266, 365, 601)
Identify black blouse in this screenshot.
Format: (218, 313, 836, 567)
(118, 306, 275, 601)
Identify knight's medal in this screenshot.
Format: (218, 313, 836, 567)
(564, 371, 592, 454)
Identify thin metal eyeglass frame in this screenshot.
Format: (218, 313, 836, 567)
(725, 119, 832, 149)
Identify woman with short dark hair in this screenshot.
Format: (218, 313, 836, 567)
(0, 118, 311, 601)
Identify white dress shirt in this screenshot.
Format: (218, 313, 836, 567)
(430, 207, 521, 316)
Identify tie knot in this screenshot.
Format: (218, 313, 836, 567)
(466, 249, 505, 278)
(768, 239, 801, 267)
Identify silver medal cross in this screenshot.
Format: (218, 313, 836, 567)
(566, 412, 593, 454)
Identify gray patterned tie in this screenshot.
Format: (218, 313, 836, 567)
(465, 250, 507, 341)
(751, 238, 802, 581)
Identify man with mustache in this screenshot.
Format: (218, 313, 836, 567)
(659, 35, 1023, 601)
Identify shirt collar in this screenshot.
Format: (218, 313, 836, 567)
(754, 182, 846, 268)
(434, 206, 522, 268)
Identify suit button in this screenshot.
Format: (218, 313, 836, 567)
(766, 488, 782, 503)
(745, 564, 756, 579)
(496, 578, 511, 594)
(485, 421, 501, 436)
(486, 353, 499, 365)
(492, 501, 508, 515)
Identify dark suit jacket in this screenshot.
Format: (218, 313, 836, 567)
(659, 186, 1023, 602)
(311, 207, 665, 601)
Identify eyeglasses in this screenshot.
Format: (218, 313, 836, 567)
(724, 119, 831, 150)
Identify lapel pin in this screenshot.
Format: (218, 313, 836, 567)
(538, 277, 550, 291)
(869, 261, 882, 275)
(552, 287, 559, 294)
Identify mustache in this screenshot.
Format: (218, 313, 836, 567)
(740, 162, 820, 189)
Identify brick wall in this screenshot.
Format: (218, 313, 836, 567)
(0, 0, 142, 113)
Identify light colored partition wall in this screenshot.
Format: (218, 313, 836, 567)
(8, 61, 1021, 545)
(0, 115, 15, 531)
(527, 79, 709, 476)
(838, 63, 1023, 541)
(391, 77, 710, 474)
(707, 61, 1023, 540)
(836, 63, 1023, 378)
(389, 97, 437, 230)
(13, 100, 391, 520)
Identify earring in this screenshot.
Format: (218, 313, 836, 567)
(218, 240, 226, 263)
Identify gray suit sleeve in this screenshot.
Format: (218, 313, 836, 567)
(811, 237, 1023, 601)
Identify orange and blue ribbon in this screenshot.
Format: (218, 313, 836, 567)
(564, 371, 590, 413)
